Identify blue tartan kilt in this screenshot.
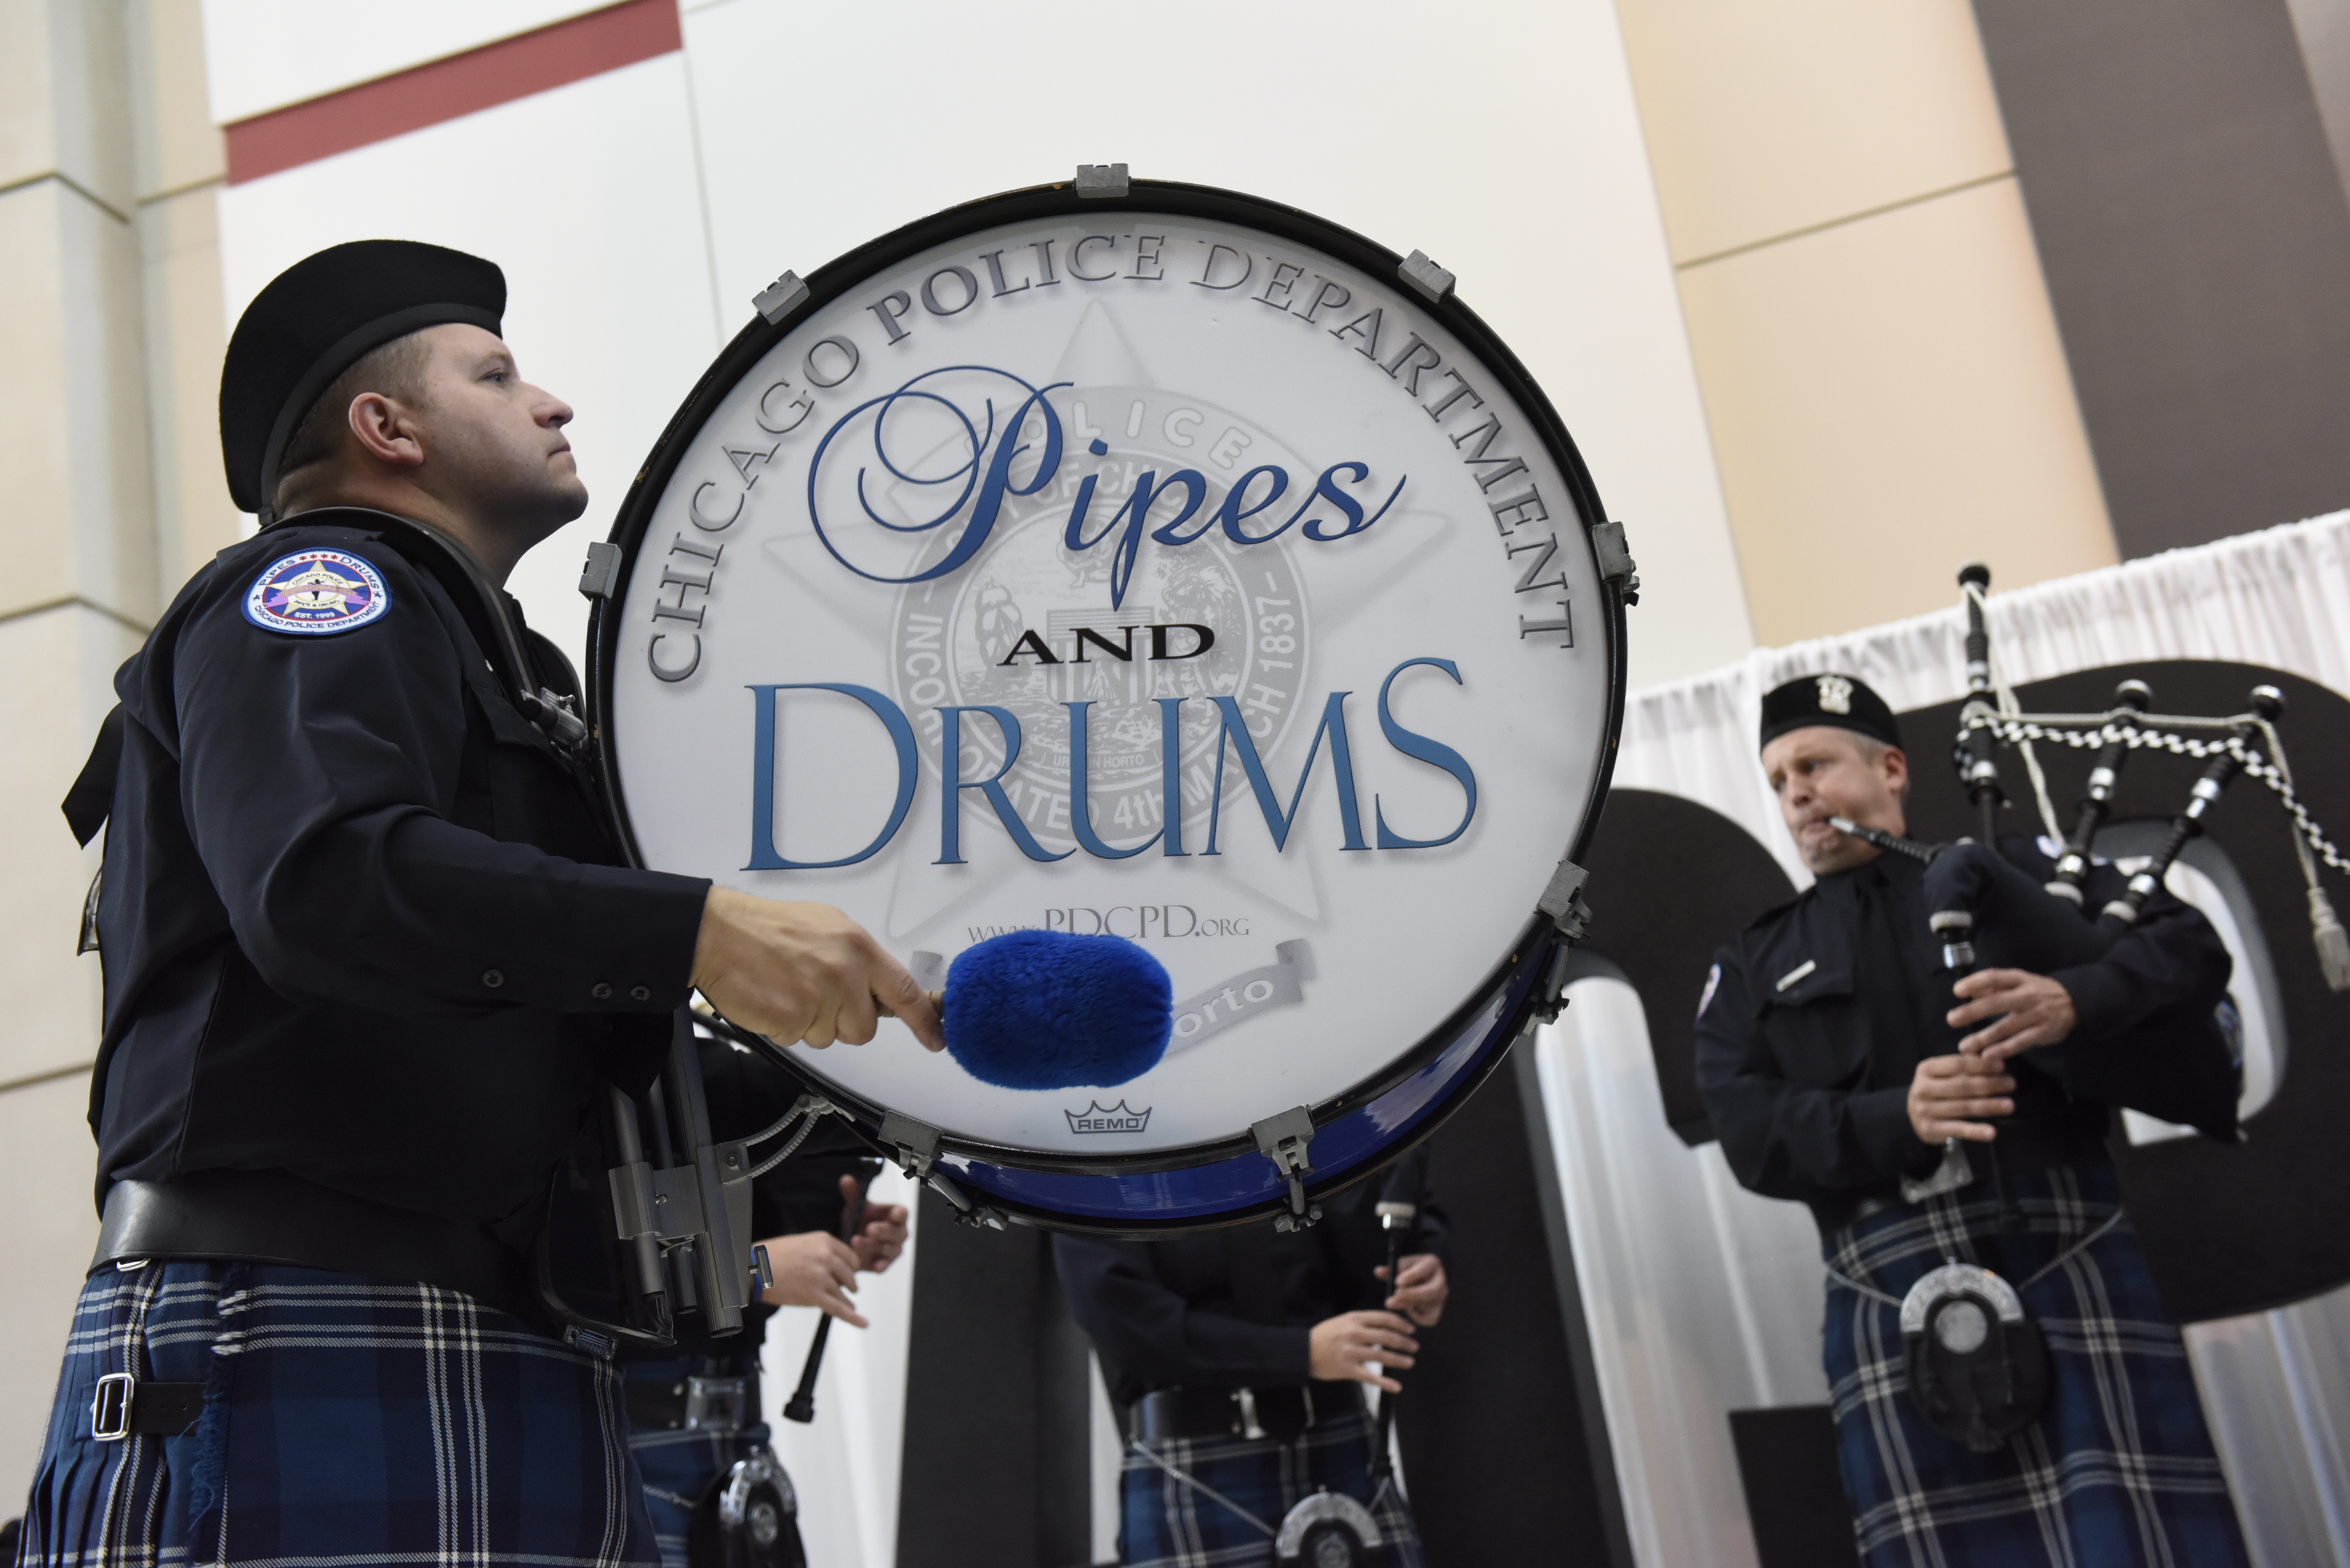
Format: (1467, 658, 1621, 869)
(13, 1260, 660, 1567)
(1119, 1408, 1423, 1568)
(1823, 1163, 2250, 1568)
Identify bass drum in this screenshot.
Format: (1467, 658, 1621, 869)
(588, 176, 1626, 1232)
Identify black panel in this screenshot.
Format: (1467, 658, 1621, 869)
(1581, 789, 1800, 1145)
(1401, 1047, 1631, 1564)
(897, 1196, 1091, 1567)
(1969, 0, 2350, 556)
(1729, 1406, 1858, 1568)
(1897, 661, 2350, 1320)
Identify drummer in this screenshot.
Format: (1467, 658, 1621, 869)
(1053, 1150, 1448, 1567)
(20, 239, 942, 1567)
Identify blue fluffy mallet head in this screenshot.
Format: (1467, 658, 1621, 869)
(944, 930, 1174, 1090)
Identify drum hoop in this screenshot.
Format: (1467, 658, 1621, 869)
(589, 176, 1629, 1179)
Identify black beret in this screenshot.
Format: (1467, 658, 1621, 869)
(220, 239, 504, 515)
(1759, 672, 1902, 752)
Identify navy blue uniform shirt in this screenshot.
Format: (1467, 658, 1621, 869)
(1053, 1154, 1450, 1406)
(1692, 836, 2232, 1226)
(90, 510, 710, 1231)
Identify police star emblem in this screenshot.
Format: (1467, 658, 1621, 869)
(244, 549, 391, 636)
(1816, 674, 1854, 715)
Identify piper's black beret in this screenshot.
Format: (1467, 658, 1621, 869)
(1759, 672, 1902, 752)
(219, 239, 504, 515)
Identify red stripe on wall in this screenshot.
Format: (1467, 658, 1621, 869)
(224, 0, 681, 185)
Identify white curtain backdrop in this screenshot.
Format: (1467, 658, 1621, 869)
(1537, 511, 2350, 1567)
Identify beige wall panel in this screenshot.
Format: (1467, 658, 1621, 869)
(142, 185, 239, 592)
(0, 0, 135, 211)
(0, 605, 140, 1086)
(128, 0, 225, 200)
(0, 179, 158, 623)
(1619, 0, 2013, 264)
(1677, 178, 2116, 646)
(0, 1071, 104, 1498)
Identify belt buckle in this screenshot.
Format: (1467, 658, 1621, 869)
(92, 1372, 135, 1442)
(684, 1375, 749, 1433)
(1232, 1387, 1268, 1441)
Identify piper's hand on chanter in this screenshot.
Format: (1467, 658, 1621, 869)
(757, 1230, 867, 1327)
(840, 1173, 909, 1273)
(1948, 968, 2078, 1062)
(692, 887, 944, 1051)
(1374, 1253, 1449, 1327)
(1309, 1310, 1421, 1394)
(1908, 1052, 2017, 1143)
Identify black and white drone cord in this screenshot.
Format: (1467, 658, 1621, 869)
(1955, 702, 2350, 990)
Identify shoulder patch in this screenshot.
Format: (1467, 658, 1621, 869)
(243, 548, 390, 636)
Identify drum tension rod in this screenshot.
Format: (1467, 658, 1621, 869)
(1252, 1108, 1322, 1232)
(877, 1112, 1006, 1231)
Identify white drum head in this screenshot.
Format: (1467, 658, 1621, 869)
(593, 179, 1625, 1226)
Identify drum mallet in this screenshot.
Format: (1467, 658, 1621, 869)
(877, 928, 1176, 1090)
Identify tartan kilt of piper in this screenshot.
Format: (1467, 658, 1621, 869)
(13, 1261, 659, 1568)
(1823, 1163, 2249, 1568)
(1119, 1408, 1424, 1568)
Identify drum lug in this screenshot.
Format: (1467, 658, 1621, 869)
(1252, 1107, 1323, 1232)
(578, 540, 622, 601)
(1074, 162, 1130, 199)
(1591, 520, 1641, 606)
(1537, 857, 1591, 934)
(879, 1112, 1007, 1231)
(1399, 249, 1456, 305)
(752, 269, 809, 325)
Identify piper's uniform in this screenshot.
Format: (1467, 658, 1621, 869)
(1052, 1162, 1444, 1568)
(1695, 755, 2251, 1560)
(17, 244, 711, 1566)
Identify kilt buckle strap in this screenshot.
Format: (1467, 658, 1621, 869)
(90, 1372, 205, 1441)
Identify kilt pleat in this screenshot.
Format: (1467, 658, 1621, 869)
(13, 1262, 658, 1568)
(1119, 1408, 1423, 1568)
(1823, 1165, 2249, 1568)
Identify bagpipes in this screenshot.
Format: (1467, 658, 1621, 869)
(1837, 562, 2350, 993)
(1822, 564, 2350, 1145)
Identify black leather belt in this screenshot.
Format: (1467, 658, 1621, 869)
(625, 1370, 761, 1435)
(93, 1168, 540, 1327)
(1132, 1382, 1363, 1444)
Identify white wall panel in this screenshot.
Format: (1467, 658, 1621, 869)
(677, 0, 1755, 687)
(215, 53, 722, 661)
(201, 0, 613, 122)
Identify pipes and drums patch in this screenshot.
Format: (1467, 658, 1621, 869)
(243, 548, 390, 635)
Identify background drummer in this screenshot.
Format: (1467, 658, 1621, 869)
(1052, 1149, 1449, 1567)
(1690, 673, 2247, 1566)
(19, 240, 942, 1568)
